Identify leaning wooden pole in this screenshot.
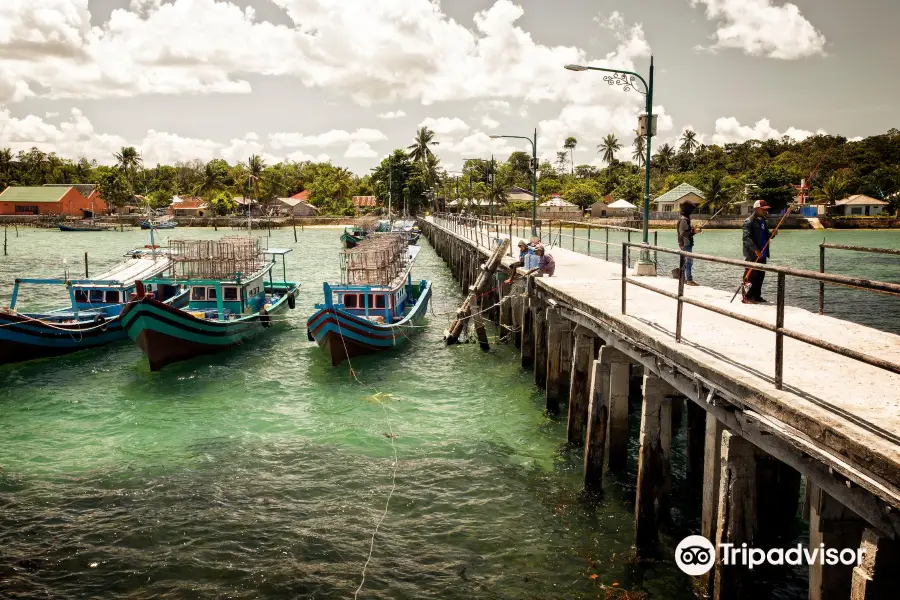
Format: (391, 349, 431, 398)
(445, 238, 510, 346)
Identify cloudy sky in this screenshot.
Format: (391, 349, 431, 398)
(0, 0, 895, 174)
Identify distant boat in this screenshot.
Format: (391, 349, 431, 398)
(307, 234, 431, 366)
(0, 251, 188, 365)
(120, 239, 299, 371)
(59, 223, 116, 232)
(140, 219, 177, 230)
(340, 225, 369, 249)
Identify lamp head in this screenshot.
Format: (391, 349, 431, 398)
(565, 64, 589, 72)
(489, 135, 502, 139)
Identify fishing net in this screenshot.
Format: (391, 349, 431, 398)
(341, 233, 409, 286)
(168, 237, 265, 280)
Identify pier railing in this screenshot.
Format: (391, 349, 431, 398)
(818, 243, 900, 315)
(622, 242, 900, 389)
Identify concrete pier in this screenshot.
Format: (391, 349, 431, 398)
(419, 216, 900, 600)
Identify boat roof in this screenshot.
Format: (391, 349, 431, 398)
(264, 247, 293, 256)
(78, 256, 173, 288)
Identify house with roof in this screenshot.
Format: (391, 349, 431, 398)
(275, 197, 319, 216)
(652, 183, 705, 214)
(0, 185, 105, 216)
(589, 194, 615, 218)
(352, 196, 379, 208)
(832, 194, 890, 216)
(507, 186, 533, 203)
(537, 195, 580, 217)
(170, 196, 209, 217)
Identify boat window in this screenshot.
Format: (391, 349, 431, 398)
(224, 287, 238, 301)
(375, 295, 386, 309)
(105, 291, 120, 303)
(343, 294, 358, 308)
(75, 290, 88, 303)
(367, 294, 375, 309)
(207, 287, 217, 300)
(90, 290, 104, 303)
(191, 287, 206, 301)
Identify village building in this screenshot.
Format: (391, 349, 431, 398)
(170, 196, 209, 217)
(537, 195, 580, 218)
(589, 194, 615, 217)
(832, 194, 890, 216)
(275, 197, 319, 216)
(352, 196, 380, 213)
(506, 186, 533, 203)
(606, 199, 639, 216)
(0, 185, 106, 216)
(652, 183, 705, 214)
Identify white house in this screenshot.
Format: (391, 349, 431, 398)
(507, 186, 534, 203)
(652, 183, 705, 213)
(833, 195, 889, 216)
(537, 196, 580, 217)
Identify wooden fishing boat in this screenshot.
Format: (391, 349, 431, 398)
(0, 251, 188, 365)
(340, 226, 366, 249)
(307, 234, 431, 366)
(120, 238, 299, 371)
(59, 222, 116, 232)
(140, 218, 177, 230)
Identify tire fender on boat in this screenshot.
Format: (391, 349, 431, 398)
(287, 294, 296, 310)
(260, 307, 271, 328)
(93, 315, 107, 332)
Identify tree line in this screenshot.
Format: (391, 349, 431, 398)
(1, 126, 898, 216)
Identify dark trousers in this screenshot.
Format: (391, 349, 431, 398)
(746, 260, 766, 300)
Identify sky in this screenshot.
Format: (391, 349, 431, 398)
(0, 0, 896, 174)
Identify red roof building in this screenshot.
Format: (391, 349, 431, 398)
(291, 190, 311, 201)
(352, 196, 379, 208)
(0, 186, 105, 216)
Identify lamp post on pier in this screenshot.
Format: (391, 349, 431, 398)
(490, 129, 538, 236)
(565, 57, 656, 275)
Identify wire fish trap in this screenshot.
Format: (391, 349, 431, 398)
(168, 237, 265, 280)
(341, 233, 409, 286)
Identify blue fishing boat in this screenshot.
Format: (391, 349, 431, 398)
(120, 238, 299, 371)
(140, 219, 177, 230)
(0, 251, 188, 365)
(307, 234, 431, 366)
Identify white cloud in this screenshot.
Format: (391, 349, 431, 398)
(481, 116, 500, 129)
(377, 110, 406, 119)
(711, 117, 825, 144)
(691, 0, 826, 59)
(268, 128, 386, 149)
(440, 132, 515, 157)
(478, 100, 511, 115)
(419, 117, 470, 139)
(344, 141, 378, 158)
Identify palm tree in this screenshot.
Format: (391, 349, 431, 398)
(680, 129, 699, 154)
(654, 143, 676, 175)
(632, 130, 646, 168)
(556, 151, 568, 173)
(408, 126, 438, 164)
(598, 134, 621, 169)
(115, 146, 143, 196)
(563, 136, 577, 175)
(813, 173, 849, 206)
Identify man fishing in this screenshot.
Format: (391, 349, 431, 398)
(741, 200, 776, 304)
(677, 203, 702, 286)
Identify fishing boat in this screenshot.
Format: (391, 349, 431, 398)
(0, 251, 188, 365)
(374, 219, 420, 245)
(59, 222, 117, 232)
(307, 233, 432, 366)
(340, 226, 367, 249)
(120, 237, 299, 371)
(140, 217, 177, 230)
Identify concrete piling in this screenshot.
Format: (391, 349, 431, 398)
(686, 400, 707, 487)
(714, 430, 757, 600)
(566, 327, 594, 445)
(809, 483, 867, 600)
(520, 298, 534, 368)
(606, 357, 631, 474)
(851, 528, 900, 599)
(533, 303, 548, 389)
(699, 412, 724, 597)
(755, 455, 801, 545)
(634, 372, 668, 553)
(545, 307, 565, 414)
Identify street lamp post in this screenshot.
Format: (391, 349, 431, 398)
(490, 129, 538, 236)
(565, 57, 656, 275)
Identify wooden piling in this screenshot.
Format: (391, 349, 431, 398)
(606, 358, 631, 474)
(634, 372, 667, 553)
(3, 225, 7, 256)
(84, 252, 89, 278)
(714, 431, 757, 600)
(851, 528, 900, 599)
(445, 239, 510, 345)
(520, 298, 535, 368)
(293, 222, 298, 242)
(533, 303, 548, 388)
(545, 307, 565, 414)
(566, 327, 594, 445)
(511, 295, 523, 348)
(809, 483, 867, 600)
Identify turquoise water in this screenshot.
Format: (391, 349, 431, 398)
(1, 226, 695, 599)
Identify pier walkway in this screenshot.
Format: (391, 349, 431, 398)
(420, 214, 900, 600)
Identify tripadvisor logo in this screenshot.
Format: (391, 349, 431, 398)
(675, 535, 865, 576)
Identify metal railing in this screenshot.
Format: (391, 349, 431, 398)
(621, 243, 900, 390)
(432, 213, 658, 263)
(819, 243, 900, 314)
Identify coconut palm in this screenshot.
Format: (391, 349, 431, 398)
(563, 136, 577, 174)
(813, 173, 849, 205)
(115, 146, 143, 196)
(654, 143, 676, 174)
(632, 130, 646, 168)
(408, 126, 438, 164)
(598, 134, 621, 169)
(680, 129, 699, 154)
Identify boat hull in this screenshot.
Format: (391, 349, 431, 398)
(59, 224, 110, 232)
(120, 284, 299, 371)
(341, 232, 362, 249)
(0, 291, 189, 366)
(306, 281, 432, 366)
(140, 222, 177, 230)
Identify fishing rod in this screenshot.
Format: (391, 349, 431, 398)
(696, 189, 748, 230)
(729, 140, 837, 303)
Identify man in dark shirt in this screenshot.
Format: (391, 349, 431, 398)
(741, 200, 775, 303)
(677, 203, 701, 286)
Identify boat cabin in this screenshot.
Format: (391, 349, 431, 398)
(330, 279, 412, 324)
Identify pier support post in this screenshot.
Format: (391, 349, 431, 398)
(499, 295, 512, 342)
(755, 455, 801, 546)
(511, 295, 523, 349)
(698, 412, 724, 597)
(606, 358, 632, 474)
(533, 303, 548, 388)
(545, 307, 565, 414)
(714, 431, 757, 600)
(686, 400, 707, 487)
(851, 528, 900, 599)
(566, 327, 595, 446)
(584, 345, 629, 491)
(635, 373, 668, 553)
(809, 483, 867, 600)
(521, 298, 535, 369)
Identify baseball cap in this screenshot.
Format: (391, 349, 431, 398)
(753, 200, 771, 209)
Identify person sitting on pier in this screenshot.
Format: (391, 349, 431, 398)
(526, 244, 555, 278)
(678, 203, 702, 286)
(509, 240, 532, 270)
(742, 200, 776, 304)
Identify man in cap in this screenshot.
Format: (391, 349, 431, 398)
(526, 244, 555, 278)
(741, 199, 776, 304)
(677, 202, 702, 286)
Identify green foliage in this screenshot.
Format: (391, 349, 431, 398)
(751, 164, 798, 211)
(563, 179, 604, 209)
(209, 190, 237, 216)
(92, 167, 132, 208)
